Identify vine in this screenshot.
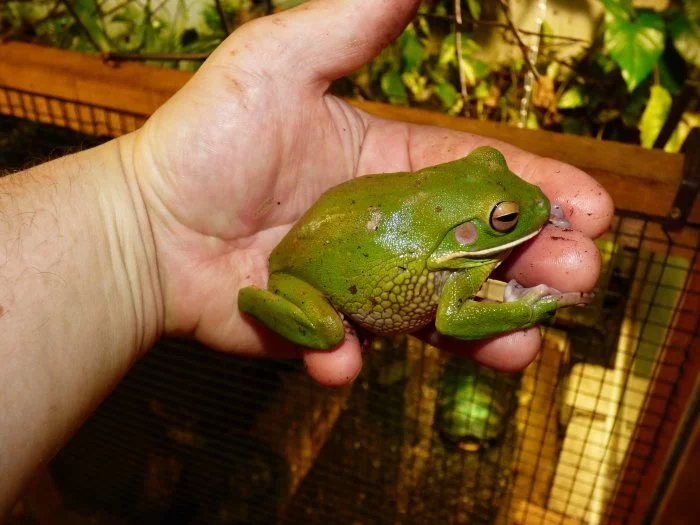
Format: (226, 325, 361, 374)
(1, 0, 697, 150)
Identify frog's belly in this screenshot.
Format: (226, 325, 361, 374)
(341, 268, 448, 335)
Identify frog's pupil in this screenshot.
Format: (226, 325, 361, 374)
(496, 213, 518, 223)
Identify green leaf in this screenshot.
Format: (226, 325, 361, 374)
(639, 85, 672, 148)
(73, 0, 111, 52)
(664, 112, 700, 153)
(467, 0, 481, 20)
(474, 81, 490, 100)
(558, 86, 587, 109)
(670, 11, 700, 68)
(418, 15, 431, 37)
(600, 0, 635, 22)
(435, 82, 459, 109)
(400, 30, 425, 71)
(380, 70, 408, 100)
(470, 58, 489, 80)
(684, 0, 700, 23)
(439, 32, 480, 67)
(526, 112, 539, 130)
(401, 70, 432, 102)
(604, 11, 665, 91)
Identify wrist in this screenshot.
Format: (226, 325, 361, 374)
(0, 136, 163, 512)
(112, 132, 165, 353)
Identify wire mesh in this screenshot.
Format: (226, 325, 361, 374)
(0, 85, 145, 139)
(2, 91, 698, 525)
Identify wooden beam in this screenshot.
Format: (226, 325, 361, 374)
(0, 42, 190, 116)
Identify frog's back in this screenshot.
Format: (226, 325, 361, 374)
(269, 169, 451, 334)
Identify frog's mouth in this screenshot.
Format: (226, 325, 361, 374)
(437, 226, 543, 262)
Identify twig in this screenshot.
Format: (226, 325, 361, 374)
(60, 0, 103, 52)
(102, 0, 137, 17)
(454, 0, 468, 113)
(215, 0, 231, 35)
(424, 13, 589, 44)
(498, 0, 539, 78)
(34, 0, 64, 26)
(103, 51, 211, 61)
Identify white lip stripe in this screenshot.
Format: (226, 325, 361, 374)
(435, 227, 544, 263)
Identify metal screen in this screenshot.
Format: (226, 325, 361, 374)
(2, 91, 698, 525)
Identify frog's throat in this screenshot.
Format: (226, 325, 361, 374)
(434, 226, 543, 263)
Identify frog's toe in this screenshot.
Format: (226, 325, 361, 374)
(504, 280, 592, 307)
(504, 280, 554, 302)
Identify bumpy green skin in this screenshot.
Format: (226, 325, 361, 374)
(238, 147, 554, 349)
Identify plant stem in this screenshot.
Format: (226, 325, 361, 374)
(454, 0, 469, 116)
(104, 51, 210, 61)
(425, 13, 589, 44)
(498, 0, 539, 79)
(59, 0, 103, 53)
(215, 0, 231, 35)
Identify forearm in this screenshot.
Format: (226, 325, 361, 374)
(0, 134, 162, 514)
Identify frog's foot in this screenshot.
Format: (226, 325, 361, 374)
(238, 273, 345, 350)
(548, 202, 572, 229)
(504, 279, 593, 308)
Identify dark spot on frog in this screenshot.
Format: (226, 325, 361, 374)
(277, 201, 281, 205)
(398, 266, 407, 271)
(550, 236, 571, 241)
(351, 200, 356, 205)
(435, 206, 442, 213)
(349, 285, 358, 295)
(363, 253, 369, 258)
(0, 305, 5, 318)
(587, 212, 593, 216)
(370, 297, 378, 305)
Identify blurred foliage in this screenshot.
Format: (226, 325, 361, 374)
(1, 0, 698, 150)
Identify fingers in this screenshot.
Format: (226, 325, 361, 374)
(214, 0, 420, 90)
(302, 335, 364, 387)
(498, 225, 602, 292)
(416, 326, 543, 372)
(517, 157, 614, 239)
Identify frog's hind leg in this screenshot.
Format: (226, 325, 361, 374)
(238, 273, 345, 350)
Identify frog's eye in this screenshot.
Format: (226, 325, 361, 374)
(490, 201, 519, 232)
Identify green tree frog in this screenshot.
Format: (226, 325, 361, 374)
(238, 147, 590, 349)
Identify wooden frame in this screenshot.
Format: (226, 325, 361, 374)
(1, 40, 697, 524)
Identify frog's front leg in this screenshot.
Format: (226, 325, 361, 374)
(238, 273, 345, 350)
(435, 265, 584, 340)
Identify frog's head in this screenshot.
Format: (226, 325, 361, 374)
(427, 147, 550, 270)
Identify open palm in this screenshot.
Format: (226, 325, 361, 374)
(130, 0, 613, 385)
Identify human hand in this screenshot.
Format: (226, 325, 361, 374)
(124, 0, 614, 386)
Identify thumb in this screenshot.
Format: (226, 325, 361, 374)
(218, 0, 420, 88)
